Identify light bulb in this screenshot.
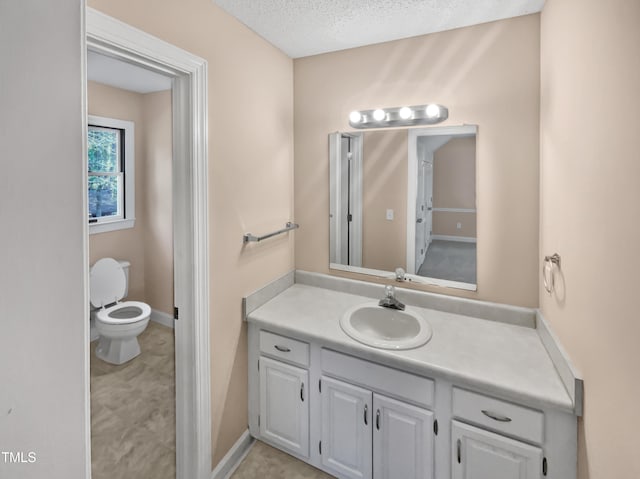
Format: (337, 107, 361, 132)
(349, 111, 362, 123)
(373, 109, 386, 121)
(399, 107, 412, 120)
(425, 104, 440, 118)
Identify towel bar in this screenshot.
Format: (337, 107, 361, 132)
(243, 222, 299, 244)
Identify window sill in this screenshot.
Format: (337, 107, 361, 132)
(89, 218, 136, 235)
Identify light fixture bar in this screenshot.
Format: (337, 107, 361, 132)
(348, 104, 449, 129)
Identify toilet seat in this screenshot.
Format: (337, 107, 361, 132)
(90, 258, 127, 308)
(97, 301, 151, 325)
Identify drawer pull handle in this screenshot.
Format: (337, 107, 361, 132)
(274, 345, 291, 353)
(300, 382, 305, 402)
(481, 410, 512, 422)
(376, 409, 381, 430)
(364, 404, 368, 425)
(457, 439, 461, 463)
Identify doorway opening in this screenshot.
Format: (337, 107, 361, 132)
(85, 8, 211, 479)
(87, 48, 176, 478)
(407, 125, 477, 289)
(329, 132, 363, 267)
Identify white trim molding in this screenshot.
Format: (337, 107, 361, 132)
(329, 132, 363, 267)
(86, 9, 211, 479)
(210, 430, 254, 479)
(432, 208, 476, 213)
(431, 235, 477, 243)
(151, 309, 175, 329)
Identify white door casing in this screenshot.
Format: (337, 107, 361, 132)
(329, 132, 363, 267)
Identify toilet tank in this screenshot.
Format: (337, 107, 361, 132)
(118, 260, 131, 298)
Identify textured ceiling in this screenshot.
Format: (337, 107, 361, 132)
(213, 0, 545, 58)
(87, 51, 172, 94)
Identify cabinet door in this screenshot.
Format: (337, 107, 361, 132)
(452, 421, 543, 479)
(373, 394, 434, 479)
(321, 376, 373, 479)
(259, 356, 309, 457)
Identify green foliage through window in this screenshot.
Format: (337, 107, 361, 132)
(88, 125, 122, 219)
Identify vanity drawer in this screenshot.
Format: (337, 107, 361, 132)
(259, 330, 309, 368)
(452, 388, 544, 444)
(321, 349, 434, 408)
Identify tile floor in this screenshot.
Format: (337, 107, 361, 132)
(230, 441, 334, 479)
(90, 321, 175, 479)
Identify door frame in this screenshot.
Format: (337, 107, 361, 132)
(329, 131, 363, 268)
(85, 8, 211, 479)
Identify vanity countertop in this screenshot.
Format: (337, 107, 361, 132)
(246, 283, 574, 413)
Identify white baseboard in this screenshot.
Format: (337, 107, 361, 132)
(151, 309, 174, 329)
(432, 235, 477, 243)
(211, 429, 254, 479)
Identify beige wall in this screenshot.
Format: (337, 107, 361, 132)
(88, 0, 295, 466)
(432, 212, 476, 238)
(432, 137, 476, 238)
(295, 15, 540, 307)
(141, 90, 174, 315)
(433, 137, 476, 209)
(88, 81, 147, 302)
(540, 0, 640, 478)
(362, 130, 407, 271)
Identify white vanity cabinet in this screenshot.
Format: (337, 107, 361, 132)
(373, 393, 434, 479)
(259, 356, 309, 457)
(451, 421, 542, 479)
(451, 387, 546, 479)
(320, 376, 434, 479)
(257, 330, 311, 458)
(320, 377, 372, 479)
(247, 322, 578, 479)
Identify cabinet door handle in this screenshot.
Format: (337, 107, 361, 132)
(457, 439, 461, 464)
(300, 382, 305, 402)
(481, 410, 512, 422)
(376, 409, 380, 430)
(274, 345, 291, 353)
(364, 404, 368, 425)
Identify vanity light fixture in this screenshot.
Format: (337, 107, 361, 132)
(348, 103, 448, 129)
(399, 107, 412, 120)
(372, 109, 386, 121)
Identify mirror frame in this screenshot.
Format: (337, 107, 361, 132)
(329, 124, 478, 291)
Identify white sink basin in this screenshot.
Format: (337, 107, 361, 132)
(340, 301, 433, 350)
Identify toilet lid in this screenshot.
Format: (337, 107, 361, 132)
(90, 258, 126, 308)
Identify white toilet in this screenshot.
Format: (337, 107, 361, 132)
(90, 257, 151, 365)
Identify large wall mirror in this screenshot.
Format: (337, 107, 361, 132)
(329, 125, 477, 290)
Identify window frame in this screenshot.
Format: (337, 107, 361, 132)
(88, 115, 135, 234)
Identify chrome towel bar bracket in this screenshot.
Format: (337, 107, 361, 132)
(243, 222, 299, 244)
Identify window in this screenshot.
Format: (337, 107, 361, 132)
(88, 115, 135, 234)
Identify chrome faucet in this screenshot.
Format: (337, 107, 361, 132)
(379, 285, 406, 311)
